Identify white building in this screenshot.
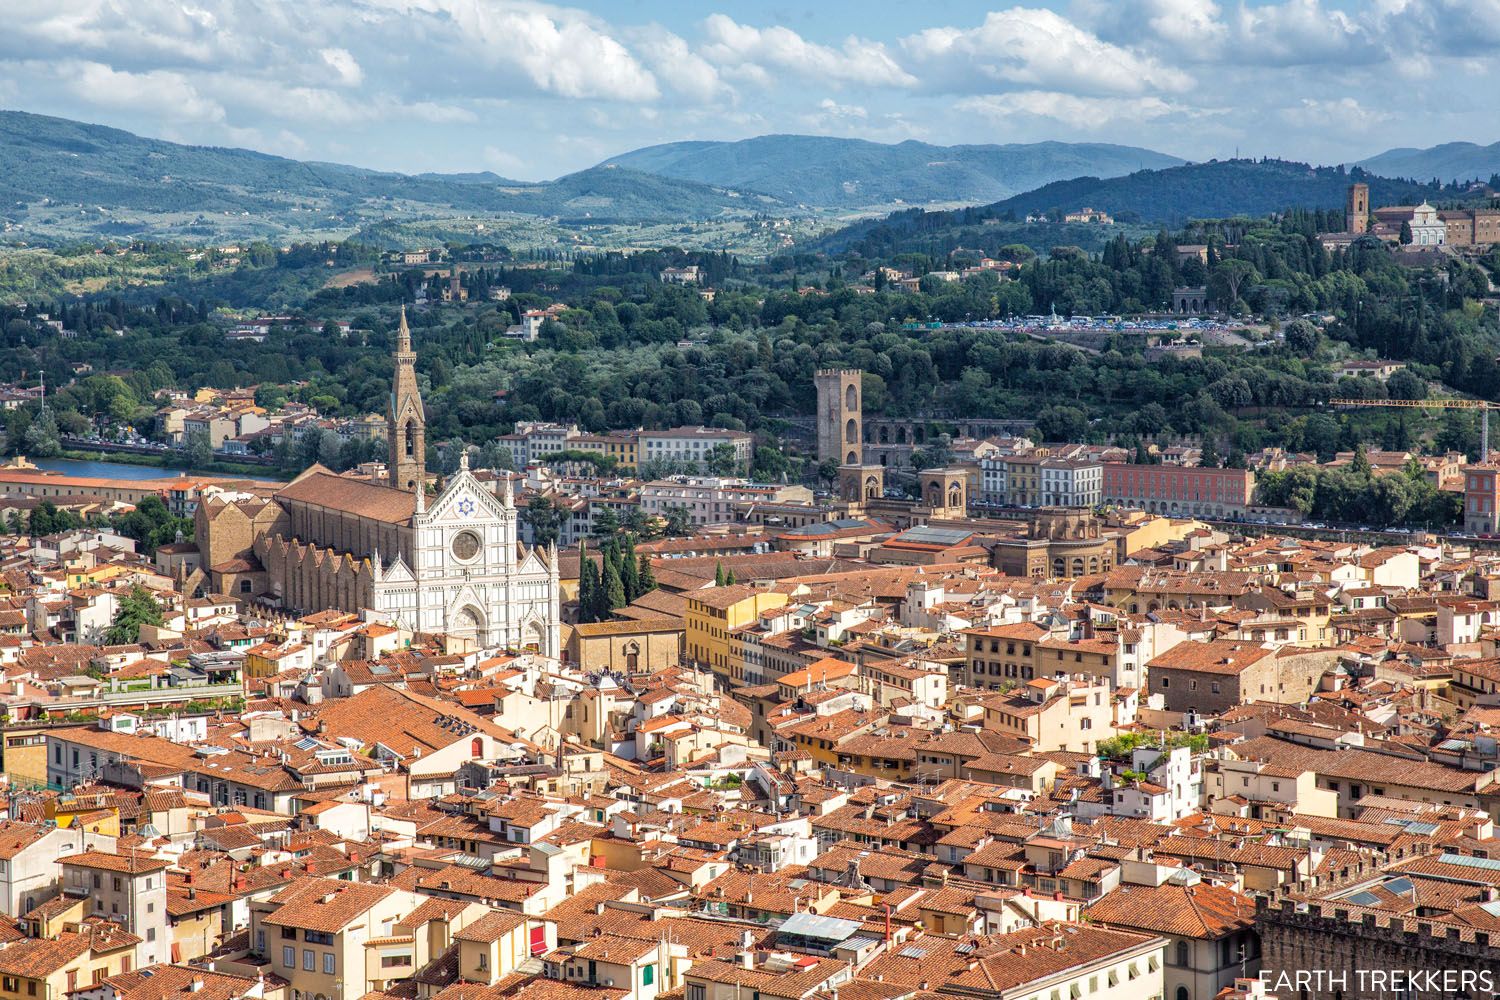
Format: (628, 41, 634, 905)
(640, 476, 811, 527)
(638, 426, 753, 469)
(1408, 202, 1447, 246)
(1040, 459, 1103, 507)
(367, 457, 561, 653)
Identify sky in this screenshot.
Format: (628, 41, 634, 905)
(4, 0, 1500, 180)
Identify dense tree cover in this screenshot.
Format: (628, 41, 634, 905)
(0, 206, 1494, 536)
(1254, 450, 1461, 528)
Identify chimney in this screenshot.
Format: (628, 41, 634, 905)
(189, 978, 204, 993)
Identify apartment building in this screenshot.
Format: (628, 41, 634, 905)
(249, 878, 420, 1000)
(1464, 464, 1500, 534)
(640, 477, 811, 527)
(638, 427, 753, 468)
(59, 850, 171, 967)
(1102, 463, 1255, 517)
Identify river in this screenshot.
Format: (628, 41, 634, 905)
(32, 457, 283, 482)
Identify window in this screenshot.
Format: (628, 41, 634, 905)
(282, 927, 298, 940)
(643, 965, 655, 986)
(688, 985, 706, 1000)
(324, 954, 336, 975)
(283, 946, 296, 968)
(305, 931, 334, 946)
(146, 928, 155, 942)
(256, 931, 265, 954)
(303, 949, 316, 971)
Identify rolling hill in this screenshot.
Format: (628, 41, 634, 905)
(812, 158, 1456, 256)
(598, 134, 1184, 209)
(1357, 141, 1500, 183)
(0, 110, 786, 238)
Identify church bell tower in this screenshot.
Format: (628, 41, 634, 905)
(389, 305, 427, 491)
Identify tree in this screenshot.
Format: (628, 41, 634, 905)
(1198, 436, 1221, 469)
(705, 442, 741, 476)
(577, 545, 601, 624)
(184, 429, 214, 468)
(522, 495, 564, 547)
(601, 553, 626, 614)
(636, 549, 656, 595)
(1035, 405, 1089, 443)
(104, 585, 165, 645)
(620, 535, 640, 601)
(1399, 220, 1413, 245)
(1283, 319, 1320, 356)
(714, 562, 727, 587)
(22, 410, 61, 457)
(1210, 259, 1260, 311)
(663, 505, 692, 537)
(1385, 368, 1426, 401)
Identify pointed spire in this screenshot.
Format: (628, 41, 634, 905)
(397, 303, 412, 353)
(503, 472, 514, 508)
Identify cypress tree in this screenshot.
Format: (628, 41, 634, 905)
(637, 551, 656, 594)
(603, 556, 626, 613)
(714, 562, 726, 586)
(620, 535, 640, 602)
(578, 545, 600, 624)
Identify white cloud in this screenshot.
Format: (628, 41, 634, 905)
(817, 99, 867, 121)
(630, 26, 729, 102)
(956, 91, 1185, 128)
(63, 60, 225, 122)
(1280, 97, 1391, 132)
(700, 15, 916, 88)
(320, 48, 363, 87)
(901, 8, 1192, 96)
(1232, 0, 1380, 65)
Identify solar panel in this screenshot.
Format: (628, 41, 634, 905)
(294, 737, 319, 750)
(899, 947, 927, 959)
(1439, 853, 1500, 871)
(1341, 890, 1381, 906)
(1383, 877, 1414, 894)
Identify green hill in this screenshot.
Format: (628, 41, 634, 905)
(812, 158, 1461, 256)
(0, 110, 786, 237)
(600, 134, 1183, 208)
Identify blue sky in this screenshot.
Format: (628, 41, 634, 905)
(4, 0, 1499, 179)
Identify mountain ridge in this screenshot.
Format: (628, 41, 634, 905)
(1356, 140, 1500, 183)
(0, 109, 784, 235)
(598, 133, 1186, 208)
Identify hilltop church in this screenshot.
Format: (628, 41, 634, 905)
(191, 308, 560, 653)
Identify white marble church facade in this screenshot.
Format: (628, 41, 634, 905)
(370, 455, 560, 653)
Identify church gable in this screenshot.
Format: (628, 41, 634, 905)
(425, 469, 506, 525)
(381, 554, 415, 584)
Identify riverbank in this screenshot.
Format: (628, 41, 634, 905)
(47, 450, 289, 481)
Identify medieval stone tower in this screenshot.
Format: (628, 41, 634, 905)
(815, 368, 862, 466)
(1347, 182, 1369, 235)
(389, 305, 427, 491)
